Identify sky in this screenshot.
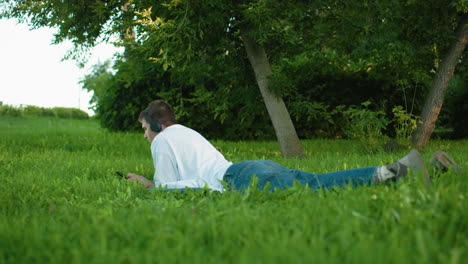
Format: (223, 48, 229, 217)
(0, 19, 121, 115)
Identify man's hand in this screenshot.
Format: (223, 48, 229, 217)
(127, 173, 154, 188)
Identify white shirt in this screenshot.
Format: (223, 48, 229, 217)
(151, 124, 232, 191)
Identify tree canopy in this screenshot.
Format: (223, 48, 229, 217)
(2, 0, 467, 147)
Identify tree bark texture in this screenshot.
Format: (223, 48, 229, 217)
(240, 26, 305, 158)
(412, 13, 468, 149)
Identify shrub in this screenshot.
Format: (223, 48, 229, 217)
(0, 105, 88, 119)
(52, 107, 89, 120)
(0, 105, 22, 117)
(341, 101, 388, 152)
(391, 106, 419, 146)
(289, 101, 345, 138)
(23, 105, 55, 117)
(441, 74, 468, 139)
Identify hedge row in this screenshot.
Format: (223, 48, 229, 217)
(0, 105, 89, 120)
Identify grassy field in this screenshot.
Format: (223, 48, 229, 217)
(0, 116, 467, 263)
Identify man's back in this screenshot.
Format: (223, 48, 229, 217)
(151, 124, 232, 191)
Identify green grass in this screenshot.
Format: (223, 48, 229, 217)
(1, 116, 467, 263)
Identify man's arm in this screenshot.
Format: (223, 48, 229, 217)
(127, 173, 154, 188)
(126, 174, 203, 189)
(157, 179, 202, 189)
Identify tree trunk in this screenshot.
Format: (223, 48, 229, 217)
(412, 13, 468, 149)
(240, 25, 305, 158)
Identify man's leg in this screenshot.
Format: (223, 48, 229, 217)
(304, 149, 430, 189)
(223, 160, 378, 191)
(223, 160, 293, 191)
(223, 150, 430, 192)
(224, 160, 379, 191)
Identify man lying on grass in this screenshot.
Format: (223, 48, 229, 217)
(127, 100, 460, 192)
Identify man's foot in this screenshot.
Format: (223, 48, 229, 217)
(430, 151, 461, 174)
(375, 149, 430, 185)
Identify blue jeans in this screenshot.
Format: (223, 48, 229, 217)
(223, 160, 377, 192)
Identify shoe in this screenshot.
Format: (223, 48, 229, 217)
(375, 149, 430, 185)
(430, 151, 461, 174)
(396, 149, 430, 185)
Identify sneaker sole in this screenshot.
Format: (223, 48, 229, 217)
(403, 149, 431, 186)
(430, 151, 461, 173)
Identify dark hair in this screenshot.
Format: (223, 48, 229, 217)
(139, 100, 177, 126)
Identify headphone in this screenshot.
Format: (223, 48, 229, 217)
(143, 108, 162, 132)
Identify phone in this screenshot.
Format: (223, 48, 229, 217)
(115, 171, 127, 179)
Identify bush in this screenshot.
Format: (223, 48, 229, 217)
(391, 106, 419, 146)
(0, 105, 22, 117)
(439, 74, 468, 139)
(341, 101, 389, 152)
(52, 107, 89, 120)
(0, 105, 88, 119)
(81, 49, 275, 140)
(289, 101, 345, 138)
(23, 105, 55, 117)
